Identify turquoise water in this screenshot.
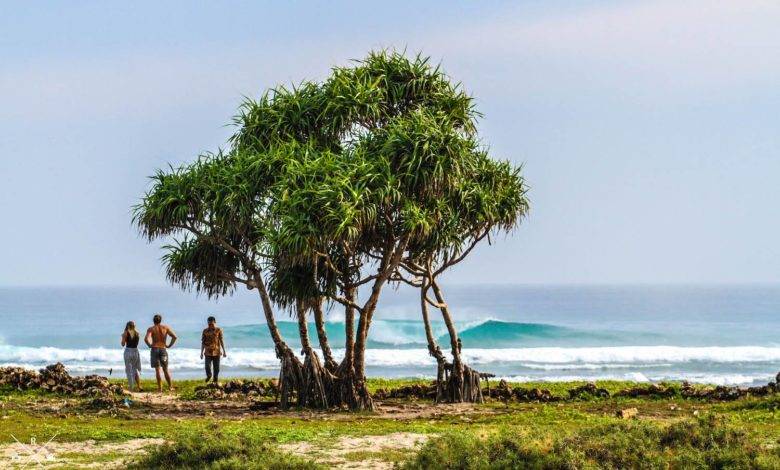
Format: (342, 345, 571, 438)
(1, 285, 779, 384)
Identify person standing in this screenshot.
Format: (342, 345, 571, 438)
(200, 316, 226, 384)
(144, 314, 177, 392)
(121, 321, 142, 392)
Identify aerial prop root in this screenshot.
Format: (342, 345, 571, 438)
(333, 360, 374, 411)
(437, 361, 485, 404)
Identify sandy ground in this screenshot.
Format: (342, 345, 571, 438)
(125, 391, 490, 419)
(282, 432, 430, 469)
(0, 438, 164, 469)
(0, 430, 427, 470)
(1, 393, 492, 468)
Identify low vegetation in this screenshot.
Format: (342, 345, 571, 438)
(401, 415, 780, 470)
(128, 431, 321, 470)
(2, 378, 779, 468)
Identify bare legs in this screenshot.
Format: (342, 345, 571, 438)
(154, 366, 173, 392)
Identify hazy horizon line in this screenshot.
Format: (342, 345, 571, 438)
(2, 281, 779, 290)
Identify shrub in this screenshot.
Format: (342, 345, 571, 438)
(400, 415, 780, 470)
(129, 430, 321, 470)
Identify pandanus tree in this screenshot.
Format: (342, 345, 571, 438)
(395, 153, 529, 403)
(134, 50, 527, 410)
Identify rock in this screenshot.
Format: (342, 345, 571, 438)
(193, 379, 275, 400)
(680, 382, 759, 401)
(617, 407, 638, 419)
(513, 387, 559, 403)
(379, 382, 437, 400)
(88, 396, 122, 410)
(616, 384, 675, 399)
(486, 380, 513, 400)
(0, 363, 124, 398)
(568, 382, 610, 400)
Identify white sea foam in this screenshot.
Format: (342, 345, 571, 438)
(3, 344, 780, 368)
(493, 372, 768, 386)
(519, 363, 672, 371)
(2, 345, 779, 386)
(460, 346, 780, 365)
(492, 373, 653, 383)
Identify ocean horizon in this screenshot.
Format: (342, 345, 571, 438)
(2, 284, 779, 386)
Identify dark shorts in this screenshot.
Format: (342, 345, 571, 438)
(150, 347, 168, 368)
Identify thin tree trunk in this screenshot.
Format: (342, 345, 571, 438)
(342, 286, 356, 370)
(296, 301, 330, 408)
(254, 274, 303, 409)
(312, 299, 338, 372)
(336, 286, 371, 410)
(354, 238, 408, 378)
(296, 301, 313, 351)
(420, 281, 447, 403)
(255, 275, 289, 351)
(430, 278, 483, 403)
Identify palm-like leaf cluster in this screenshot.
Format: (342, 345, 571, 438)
(133, 51, 528, 403)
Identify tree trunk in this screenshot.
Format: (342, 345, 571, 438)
(254, 274, 304, 409)
(430, 278, 483, 403)
(295, 301, 333, 409)
(353, 238, 408, 379)
(343, 287, 356, 370)
(312, 299, 338, 372)
(350, 241, 408, 411)
(336, 286, 372, 410)
(420, 281, 447, 402)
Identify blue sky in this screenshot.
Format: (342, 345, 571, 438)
(1, 1, 778, 286)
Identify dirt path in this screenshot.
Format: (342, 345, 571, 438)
(3, 394, 492, 468)
(282, 432, 430, 469)
(118, 392, 496, 421)
(0, 438, 164, 469)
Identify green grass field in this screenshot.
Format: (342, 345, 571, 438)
(2, 379, 779, 468)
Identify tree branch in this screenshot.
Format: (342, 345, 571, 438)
(433, 227, 490, 277)
(330, 294, 364, 312)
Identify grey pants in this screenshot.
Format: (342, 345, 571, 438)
(124, 347, 141, 389)
(205, 355, 220, 382)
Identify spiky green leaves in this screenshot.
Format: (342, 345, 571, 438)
(134, 49, 528, 300)
(162, 237, 241, 298)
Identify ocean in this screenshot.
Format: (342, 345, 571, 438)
(1, 284, 779, 386)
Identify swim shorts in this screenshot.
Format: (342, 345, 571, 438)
(150, 347, 168, 368)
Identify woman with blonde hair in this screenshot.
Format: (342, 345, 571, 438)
(121, 321, 142, 391)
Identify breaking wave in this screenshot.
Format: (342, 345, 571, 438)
(2, 344, 779, 385)
(221, 319, 624, 349)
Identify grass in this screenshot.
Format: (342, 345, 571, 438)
(2, 378, 779, 468)
(127, 430, 322, 469)
(400, 415, 780, 469)
(343, 449, 409, 464)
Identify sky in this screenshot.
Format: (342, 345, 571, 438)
(1, 0, 779, 286)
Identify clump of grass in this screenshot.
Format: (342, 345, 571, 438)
(400, 415, 780, 470)
(128, 430, 322, 469)
(729, 395, 780, 412)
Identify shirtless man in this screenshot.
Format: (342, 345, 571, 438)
(144, 314, 177, 392)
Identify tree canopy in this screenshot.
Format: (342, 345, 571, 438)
(134, 50, 529, 409)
